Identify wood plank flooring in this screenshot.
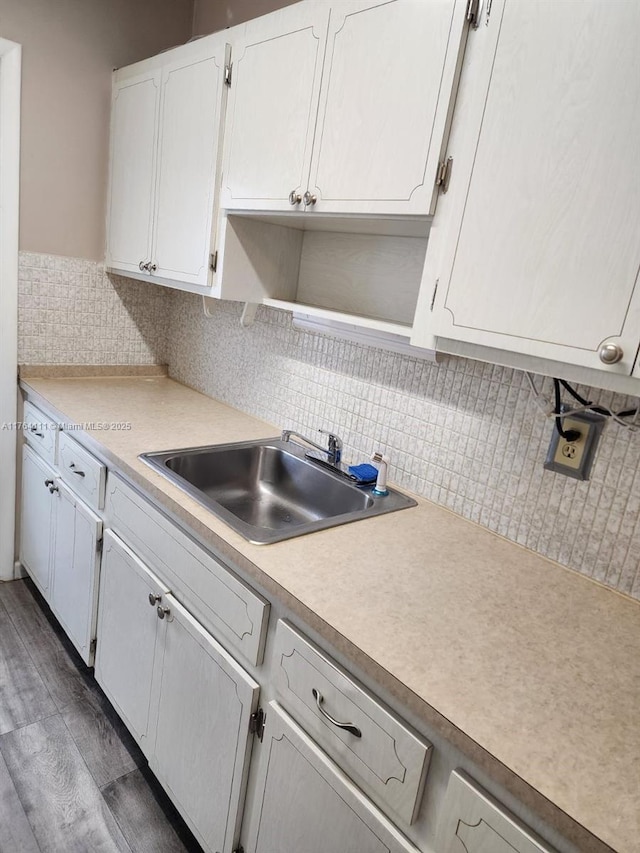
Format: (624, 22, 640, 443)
(0, 579, 203, 853)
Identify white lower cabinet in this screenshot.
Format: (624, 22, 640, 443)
(437, 771, 556, 853)
(242, 701, 420, 853)
(20, 435, 104, 666)
(95, 531, 167, 747)
(20, 444, 56, 596)
(96, 531, 260, 853)
(50, 482, 102, 665)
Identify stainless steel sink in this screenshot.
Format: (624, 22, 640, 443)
(139, 438, 416, 544)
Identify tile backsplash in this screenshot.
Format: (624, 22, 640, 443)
(167, 292, 640, 600)
(18, 252, 169, 365)
(17, 252, 640, 600)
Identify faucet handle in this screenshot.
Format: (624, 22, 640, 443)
(318, 428, 342, 446)
(319, 429, 343, 463)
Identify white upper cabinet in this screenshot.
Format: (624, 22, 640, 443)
(106, 35, 229, 290)
(105, 69, 160, 276)
(152, 49, 226, 287)
(308, 0, 467, 215)
(221, 0, 468, 216)
(221, 3, 330, 211)
(423, 0, 640, 375)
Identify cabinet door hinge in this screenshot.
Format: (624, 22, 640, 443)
(96, 536, 103, 554)
(224, 63, 232, 87)
(436, 157, 453, 194)
(90, 637, 97, 656)
(209, 251, 218, 272)
(249, 707, 266, 741)
(466, 0, 483, 28)
(232, 847, 244, 853)
(430, 278, 440, 312)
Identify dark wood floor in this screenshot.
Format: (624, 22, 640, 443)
(0, 578, 203, 853)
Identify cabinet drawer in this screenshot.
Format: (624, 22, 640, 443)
(23, 401, 57, 465)
(105, 474, 269, 666)
(437, 771, 557, 853)
(58, 432, 106, 511)
(273, 620, 432, 825)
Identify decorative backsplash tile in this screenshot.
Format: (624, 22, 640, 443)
(18, 252, 170, 366)
(17, 254, 640, 600)
(167, 293, 640, 601)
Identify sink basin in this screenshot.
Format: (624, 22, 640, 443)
(139, 438, 416, 544)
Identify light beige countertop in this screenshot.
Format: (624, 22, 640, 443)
(20, 375, 640, 853)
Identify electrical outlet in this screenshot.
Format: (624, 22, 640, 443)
(544, 410, 606, 480)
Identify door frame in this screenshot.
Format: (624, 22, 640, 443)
(0, 38, 21, 580)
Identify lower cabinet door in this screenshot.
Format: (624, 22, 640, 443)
(95, 531, 169, 753)
(149, 593, 259, 853)
(20, 444, 55, 596)
(50, 482, 102, 665)
(243, 702, 420, 853)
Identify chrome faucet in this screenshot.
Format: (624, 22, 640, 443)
(281, 429, 343, 465)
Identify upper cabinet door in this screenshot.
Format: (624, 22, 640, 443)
(105, 69, 161, 275)
(221, 4, 330, 211)
(152, 39, 228, 287)
(307, 0, 468, 216)
(429, 0, 640, 375)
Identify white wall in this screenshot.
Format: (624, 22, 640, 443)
(192, 0, 299, 34)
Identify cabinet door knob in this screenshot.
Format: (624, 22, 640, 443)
(288, 190, 302, 206)
(44, 478, 54, 487)
(303, 191, 317, 206)
(149, 263, 157, 273)
(157, 605, 170, 620)
(48, 484, 59, 494)
(148, 592, 162, 606)
(599, 343, 624, 364)
(139, 261, 146, 271)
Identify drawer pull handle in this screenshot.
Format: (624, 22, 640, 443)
(312, 688, 361, 738)
(69, 462, 85, 477)
(30, 425, 44, 437)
